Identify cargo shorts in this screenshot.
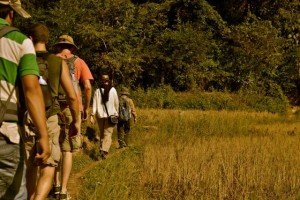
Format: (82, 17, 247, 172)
(24, 114, 61, 167)
(59, 107, 82, 152)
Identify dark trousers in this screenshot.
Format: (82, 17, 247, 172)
(117, 120, 131, 148)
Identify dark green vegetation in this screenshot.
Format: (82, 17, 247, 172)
(18, 0, 299, 109)
(130, 85, 290, 114)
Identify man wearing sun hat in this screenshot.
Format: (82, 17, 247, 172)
(53, 34, 93, 200)
(0, 0, 31, 19)
(0, 0, 50, 199)
(117, 87, 137, 149)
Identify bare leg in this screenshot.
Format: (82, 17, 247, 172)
(26, 164, 38, 200)
(34, 165, 55, 200)
(54, 158, 61, 186)
(61, 151, 72, 193)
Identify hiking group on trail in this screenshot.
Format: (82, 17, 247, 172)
(0, 1, 137, 199)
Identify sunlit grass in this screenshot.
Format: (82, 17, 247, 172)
(75, 109, 300, 199)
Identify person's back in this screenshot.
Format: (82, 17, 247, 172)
(0, 2, 50, 199)
(54, 35, 94, 120)
(53, 34, 89, 199)
(117, 87, 137, 149)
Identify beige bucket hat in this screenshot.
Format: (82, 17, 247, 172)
(0, 0, 31, 18)
(53, 35, 78, 50)
(121, 87, 130, 95)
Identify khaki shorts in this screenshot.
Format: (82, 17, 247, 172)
(59, 107, 82, 152)
(24, 114, 61, 167)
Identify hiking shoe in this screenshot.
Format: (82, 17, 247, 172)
(54, 186, 61, 195)
(101, 153, 107, 160)
(99, 150, 108, 160)
(59, 192, 71, 200)
(95, 136, 100, 142)
(48, 185, 61, 198)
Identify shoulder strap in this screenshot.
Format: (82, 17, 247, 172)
(65, 56, 79, 80)
(0, 26, 19, 38)
(0, 26, 19, 124)
(66, 55, 78, 62)
(0, 82, 15, 125)
(65, 56, 78, 69)
(99, 88, 109, 116)
(36, 51, 50, 58)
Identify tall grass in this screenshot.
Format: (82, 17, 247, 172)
(77, 109, 300, 200)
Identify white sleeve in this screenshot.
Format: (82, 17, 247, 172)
(92, 89, 99, 115)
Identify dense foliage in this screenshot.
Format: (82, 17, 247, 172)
(128, 85, 289, 114)
(18, 0, 299, 102)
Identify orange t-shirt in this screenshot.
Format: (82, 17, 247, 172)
(56, 53, 94, 111)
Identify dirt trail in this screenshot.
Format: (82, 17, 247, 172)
(67, 147, 125, 199)
(66, 125, 156, 199)
(67, 159, 101, 199)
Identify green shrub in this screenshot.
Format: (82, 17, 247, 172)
(130, 86, 289, 114)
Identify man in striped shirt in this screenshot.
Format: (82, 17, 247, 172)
(0, 1, 50, 199)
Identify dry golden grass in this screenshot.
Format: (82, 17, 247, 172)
(137, 110, 300, 199)
(141, 136, 300, 199)
(77, 109, 300, 200)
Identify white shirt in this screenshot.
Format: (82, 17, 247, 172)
(92, 87, 119, 118)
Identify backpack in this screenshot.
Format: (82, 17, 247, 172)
(36, 53, 64, 118)
(58, 56, 80, 102)
(37, 53, 53, 108)
(119, 96, 131, 122)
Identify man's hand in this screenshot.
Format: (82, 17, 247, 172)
(69, 120, 80, 137)
(90, 115, 95, 125)
(35, 137, 50, 165)
(134, 118, 137, 124)
(82, 109, 89, 121)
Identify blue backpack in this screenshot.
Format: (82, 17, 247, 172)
(119, 96, 130, 122)
(58, 56, 80, 103)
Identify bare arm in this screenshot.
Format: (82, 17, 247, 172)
(90, 89, 98, 125)
(21, 75, 50, 163)
(129, 99, 137, 123)
(82, 79, 92, 120)
(60, 61, 80, 136)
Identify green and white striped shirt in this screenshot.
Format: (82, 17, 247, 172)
(0, 18, 39, 123)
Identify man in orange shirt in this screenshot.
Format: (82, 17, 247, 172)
(52, 35, 93, 200)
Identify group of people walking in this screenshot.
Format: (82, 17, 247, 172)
(0, 1, 137, 199)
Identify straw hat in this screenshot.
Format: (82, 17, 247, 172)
(53, 35, 78, 50)
(0, 0, 31, 18)
(121, 87, 130, 96)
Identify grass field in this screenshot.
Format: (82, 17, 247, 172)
(71, 109, 300, 200)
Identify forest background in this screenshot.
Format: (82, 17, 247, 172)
(16, 0, 300, 113)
